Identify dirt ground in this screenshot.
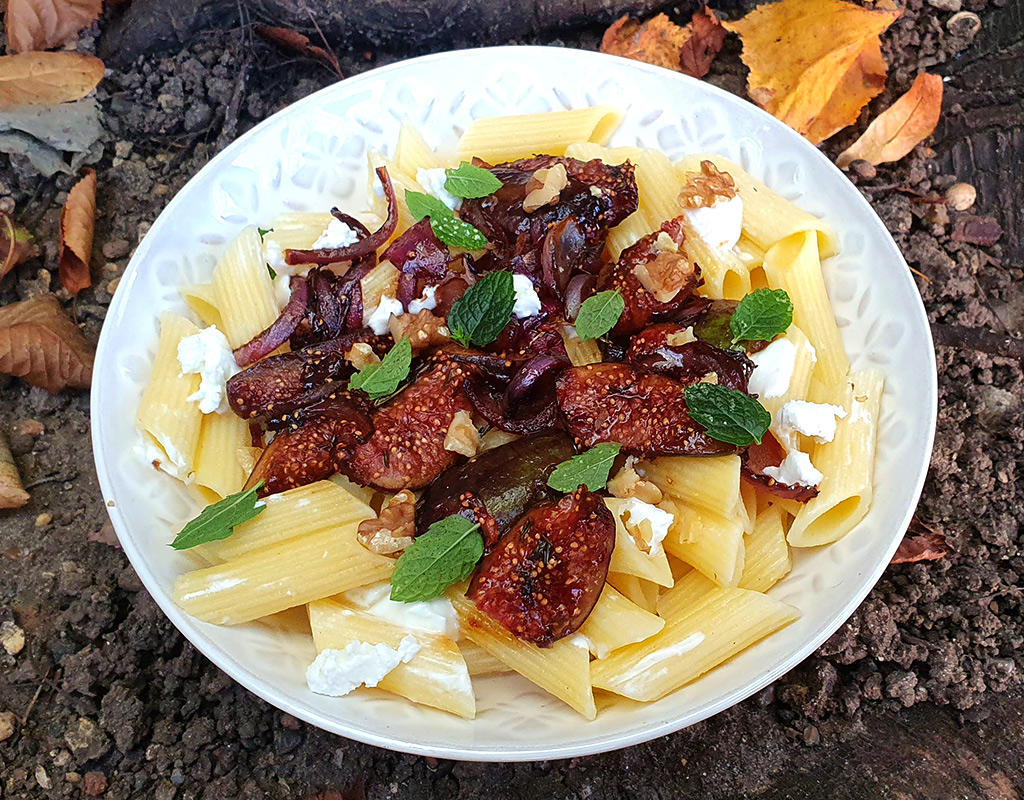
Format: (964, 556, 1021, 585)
(1, 0, 1023, 797)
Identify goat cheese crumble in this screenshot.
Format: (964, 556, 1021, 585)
(177, 326, 239, 414)
(684, 195, 743, 250)
(763, 450, 824, 488)
(748, 337, 798, 399)
(312, 218, 360, 250)
(367, 295, 404, 335)
(620, 498, 674, 557)
(512, 273, 543, 319)
(306, 636, 421, 697)
(776, 400, 847, 444)
(416, 168, 462, 211)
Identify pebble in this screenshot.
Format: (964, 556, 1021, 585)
(107, 277, 121, 295)
(0, 710, 16, 741)
(102, 239, 131, 260)
(802, 725, 820, 745)
(8, 419, 42, 455)
(927, 0, 961, 10)
(64, 718, 111, 761)
(945, 182, 976, 211)
(114, 141, 133, 159)
(35, 513, 52, 528)
(66, 771, 82, 784)
(848, 159, 877, 180)
(84, 771, 107, 796)
(1, 621, 25, 655)
(35, 765, 52, 790)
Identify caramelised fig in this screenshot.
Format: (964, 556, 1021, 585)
(556, 363, 737, 457)
(345, 356, 474, 491)
(468, 486, 615, 646)
(417, 431, 577, 537)
(598, 219, 701, 335)
(741, 430, 819, 502)
(244, 392, 374, 497)
(627, 325, 753, 392)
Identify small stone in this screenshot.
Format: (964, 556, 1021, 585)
(114, 141, 133, 159)
(107, 277, 121, 295)
(848, 159, 876, 180)
(157, 93, 182, 113)
(945, 182, 976, 211)
(102, 239, 130, 260)
(84, 771, 107, 796)
(102, 261, 120, 275)
(65, 717, 111, 761)
(0, 710, 17, 741)
(154, 184, 169, 196)
(803, 725, 820, 745)
(34, 513, 52, 528)
(35, 765, 52, 790)
(280, 713, 301, 731)
(66, 771, 82, 784)
(0, 196, 14, 215)
(1, 621, 25, 655)
(927, 0, 961, 10)
(137, 221, 152, 242)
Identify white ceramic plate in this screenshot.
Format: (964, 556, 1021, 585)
(91, 46, 937, 761)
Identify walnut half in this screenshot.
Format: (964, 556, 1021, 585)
(357, 490, 416, 555)
(389, 309, 451, 355)
(523, 163, 569, 213)
(444, 409, 480, 458)
(678, 160, 737, 210)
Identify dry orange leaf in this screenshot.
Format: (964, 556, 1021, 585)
(6, 0, 103, 54)
(0, 429, 29, 509)
(601, 8, 725, 79)
(836, 73, 943, 168)
(0, 293, 94, 393)
(723, 0, 901, 144)
(0, 52, 105, 108)
(58, 167, 97, 296)
(891, 518, 951, 564)
(255, 24, 343, 78)
(0, 210, 39, 280)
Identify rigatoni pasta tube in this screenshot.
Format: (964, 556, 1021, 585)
(655, 569, 717, 620)
(192, 412, 250, 503)
(591, 588, 800, 701)
(309, 598, 475, 719)
(394, 120, 446, 174)
(211, 226, 279, 348)
(605, 498, 674, 588)
(136, 313, 202, 480)
(449, 591, 597, 719)
(639, 455, 743, 521)
(762, 231, 848, 391)
(174, 522, 392, 624)
(578, 584, 665, 659)
(179, 283, 223, 329)
(457, 106, 622, 163)
(788, 370, 884, 547)
(662, 504, 745, 589)
(738, 505, 792, 592)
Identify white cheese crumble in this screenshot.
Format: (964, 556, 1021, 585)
(313, 218, 360, 250)
(748, 337, 798, 399)
(264, 238, 286, 270)
(306, 636, 421, 697)
(273, 273, 291, 309)
(684, 195, 743, 250)
(764, 450, 824, 488)
(134, 438, 189, 480)
(344, 582, 460, 640)
(416, 168, 462, 211)
(177, 326, 240, 414)
(407, 284, 438, 314)
(367, 295, 404, 335)
(620, 498, 674, 557)
(512, 273, 543, 319)
(776, 400, 847, 444)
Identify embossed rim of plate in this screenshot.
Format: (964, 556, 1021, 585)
(91, 46, 937, 761)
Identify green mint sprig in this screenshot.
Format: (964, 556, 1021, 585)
(547, 442, 622, 493)
(574, 289, 624, 341)
(444, 162, 503, 199)
(389, 515, 484, 603)
(349, 337, 412, 400)
(405, 190, 489, 250)
(684, 383, 771, 446)
(446, 270, 516, 347)
(729, 288, 793, 346)
(171, 482, 266, 550)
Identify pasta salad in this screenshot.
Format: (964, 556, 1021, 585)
(135, 107, 883, 720)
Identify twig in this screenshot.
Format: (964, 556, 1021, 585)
(24, 472, 74, 489)
(216, 55, 253, 150)
(21, 670, 50, 726)
(931, 323, 1024, 360)
(304, 3, 343, 79)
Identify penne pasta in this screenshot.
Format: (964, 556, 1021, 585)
(606, 572, 661, 614)
(211, 226, 280, 348)
(560, 324, 603, 366)
(459, 639, 512, 677)
(309, 598, 475, 718)
(179, 282, 223, 329)
(394, 120, 447, 174)
(788, 370, 884, 547)
(578, 584, 665, 659)
(738, 504, 792, 592)
(457, 106, 623, 163)
(192, 412, 250, 503)
(662, 504, 746, 588)
(639, 455, 743, 522)
(360, 260, 400, 326)
(682, 218, 753, 301)
(449, 590, 597, 719)
(655, 569, 717, 620)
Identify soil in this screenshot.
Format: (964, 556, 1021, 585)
(2, 0, 1024, 797)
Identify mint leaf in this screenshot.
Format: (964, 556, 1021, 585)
(444, 162, 503, 198)
(350, 337, 411, 400)
(171, 482, 266, 550)
(684, 383, 771, 446)
(447, 270, 516, 347)
(267, 263, 277, 280)
(405, 189, 489, 250)
(257, 227, 273, 242)
(547, 442, 622, 493)
(389, 515, 484, 602)
(729, 288, 793, 345)
(574, 289, 624, 341)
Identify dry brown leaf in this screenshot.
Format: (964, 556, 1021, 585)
(0, 210, 39, 280)
(0, 293, 94, 393)
(723, 0, 901, 144)
(951, 214, 1003, 247)
(601, 9, 725, 78)
(891, 519, 951, 564)
(5, 0, 103, 54)
(0, 52, 105, 108)
(254, 25, 343, 78)
(58, 167, 96, 296)
(0, 430, 29, 509)
(836, 73, 943, 168)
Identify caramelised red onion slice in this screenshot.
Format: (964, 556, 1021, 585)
(564, 273, 595, 321)
(284, 166, 398, 266)
(505, 353, 566, 406)
(233, 276, 310, 367)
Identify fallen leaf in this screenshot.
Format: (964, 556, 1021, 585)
(723, 0, 901, 144)
(58, 168, 96, 296)
(891, 522, 952, 564)
(0, 430, 29, 510)
(0, 130, 70, 175)
(0, 52, 105, 108)
(0, 210, 40, 280)
(0, 293, 94, 393)
(952, 215, 1003, 247)
(837, 74, 943, 168)
(255, 25, 343, 77)
(678, 8, 726, 79)
(87, 523, 121, 548)
(5, 0, 103, 54)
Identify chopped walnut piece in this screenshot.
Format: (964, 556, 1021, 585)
(357, 490, 416, 555)
(607, 460, 664, 504)
(443, 409, 480, 457)
(654, 231, 679, 253)
(678, 159, 737, 210)
(665, 327, 697, 346)
(699, 372, 719, 385)
(523, 163, 569, 213)
(632, 249, 696, 303)
(388, 309, 451, 355)
(346, 342, 381, 370)
(478, 428, 520, 453)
